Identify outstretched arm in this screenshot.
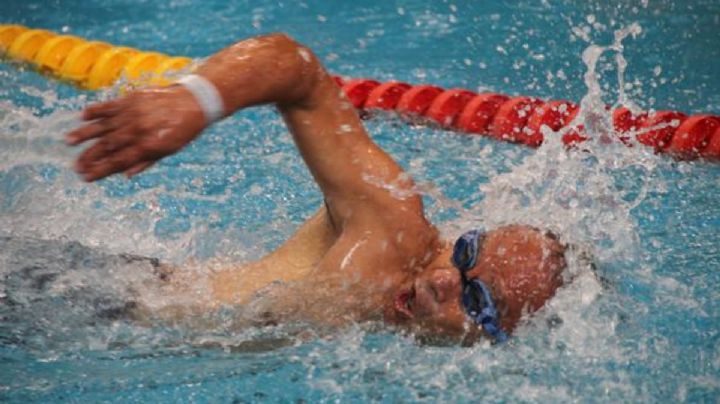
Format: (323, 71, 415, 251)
(67, 34, 428, 231)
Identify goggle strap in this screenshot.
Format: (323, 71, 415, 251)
(467, 278, 508, 344)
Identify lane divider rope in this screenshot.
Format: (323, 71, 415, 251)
(2, 24, 719, 161)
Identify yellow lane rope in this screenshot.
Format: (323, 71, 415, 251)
(0, 24, 192, 90)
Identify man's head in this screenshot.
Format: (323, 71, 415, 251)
(385, 225, 567, 343)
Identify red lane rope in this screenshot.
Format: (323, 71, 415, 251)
(333, 75, 720, 161)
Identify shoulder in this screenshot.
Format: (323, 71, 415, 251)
(339, 202, 440, 274)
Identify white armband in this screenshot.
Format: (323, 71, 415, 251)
(177, 74, 225, 124)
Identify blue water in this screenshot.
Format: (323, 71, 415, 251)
(1, 0, 719, 402)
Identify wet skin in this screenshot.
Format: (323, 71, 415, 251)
(385, 225, 566, 341)
(66, 33, 566, 342)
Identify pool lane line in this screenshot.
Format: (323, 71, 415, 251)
(1, 24, 719, 161)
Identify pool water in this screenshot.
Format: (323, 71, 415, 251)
(1, 0, 719, 402)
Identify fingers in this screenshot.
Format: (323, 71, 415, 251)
(75, 128, 139, 175)
(125, 161, 155, 178)
(65, 116, 123, 145)
(66, 122, 106, 145)
(98, 127, 137, 153)
(81, 147, 145, 182)
(82, 99, 124, 121)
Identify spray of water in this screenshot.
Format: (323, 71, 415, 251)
(431, 23, 660, 266)
(339, 22, 670, 374)
(0, 22, 681, 389)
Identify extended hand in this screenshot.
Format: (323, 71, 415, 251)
(66, 86, 207, 182)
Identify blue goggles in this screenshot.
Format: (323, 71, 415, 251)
(452, 230, 508, 343)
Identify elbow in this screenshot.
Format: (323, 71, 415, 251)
(261, 33, 325, 102)
(225, 32, 322, 73)
(264, 32, 304, 49)
(265, 33, 320, 68)
(218, 33, 325, 105)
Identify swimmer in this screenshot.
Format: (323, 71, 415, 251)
(65, 34, 567, 344)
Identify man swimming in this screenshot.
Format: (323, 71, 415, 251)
(65, 34, 567, 344)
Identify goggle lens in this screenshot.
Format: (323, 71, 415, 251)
(452, 230, 508, 343)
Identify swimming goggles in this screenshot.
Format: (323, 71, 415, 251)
(452, 230, 509, 343)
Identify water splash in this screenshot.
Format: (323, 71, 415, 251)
(354, 23, 672, 376)
(1, 8, 718, 401)
(442, 23, 658, 266)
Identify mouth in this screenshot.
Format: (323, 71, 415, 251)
(394, 285, 416, 319)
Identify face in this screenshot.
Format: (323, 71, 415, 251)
(385, 263, 470, 340)
(385, 225, 566, 342)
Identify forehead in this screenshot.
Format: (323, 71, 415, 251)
(467, 226, 548, 275)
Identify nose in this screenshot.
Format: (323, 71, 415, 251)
(425, 268, 460, 304)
